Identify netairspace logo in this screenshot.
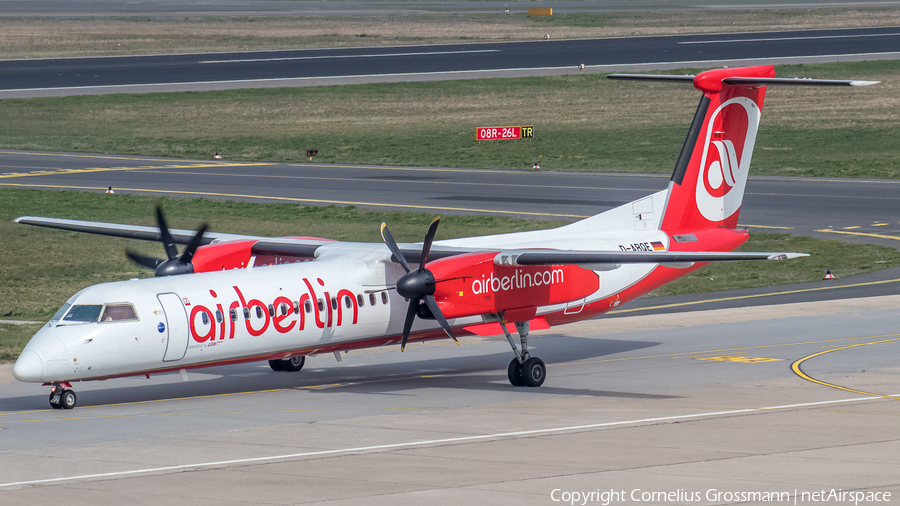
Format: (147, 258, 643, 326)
(549, 488, 891, 506)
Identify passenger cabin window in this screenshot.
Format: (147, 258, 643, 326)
(357, 294, 364, 308)
(292, 301, 299, 314)
(304, 300, 312, 313)
(215, 310, 223, 323)
(62, 305, 103, 324)
(256, 306, 264, 319)
(381, 292, 388, 305)
(369, 294, 376, 306)
(230, 308, 238, 322)
(317, 299, 324, 312)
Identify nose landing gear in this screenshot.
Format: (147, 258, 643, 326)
(48, 382, 76, 409)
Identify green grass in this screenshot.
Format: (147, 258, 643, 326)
(649, 232, 900, 297)
(1, 61, 897, 177)
(4, 188, 900, 362)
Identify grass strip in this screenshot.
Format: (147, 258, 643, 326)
(2, 61, 897, 178)
(3, 188, 900, 361)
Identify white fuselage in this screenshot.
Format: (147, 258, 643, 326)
(13, 191, 672, 384)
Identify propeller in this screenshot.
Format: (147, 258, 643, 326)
(380, 217, 458, 351)
(126, 206, 208, 277)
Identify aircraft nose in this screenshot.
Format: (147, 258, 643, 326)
(12, 350, 44, 382)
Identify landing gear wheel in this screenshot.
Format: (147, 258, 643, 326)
(60, 389, 77, 409)
(283, 356, 306, 372)
(507, 358, 524, 387)
(522, 357, 546, 387)
(268, 359, 285, 371)
(49, 391, 62, 409)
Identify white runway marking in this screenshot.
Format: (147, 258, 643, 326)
(679, 32, 900, 44)
(199, 49, 499, 64)
(0, 393, 892, 489)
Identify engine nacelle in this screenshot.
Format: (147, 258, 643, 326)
(428, 252, 599, 320)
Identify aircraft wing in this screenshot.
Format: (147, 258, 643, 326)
(16, 216, 806, 266)
(399, 246, 807, 268)
(13, 216, 330, 256)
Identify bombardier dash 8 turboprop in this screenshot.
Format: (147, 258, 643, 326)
(13, 65, 876, 409)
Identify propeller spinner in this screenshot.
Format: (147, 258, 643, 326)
(380, 217, 458, 351)
(126, 206, 208, 277)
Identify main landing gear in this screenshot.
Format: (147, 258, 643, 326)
(48, 382, 76, 409)
(500, 318, 546, 387)
(268, 356, 306, 372)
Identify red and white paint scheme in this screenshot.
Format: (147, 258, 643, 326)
(13, 65, 877, 409)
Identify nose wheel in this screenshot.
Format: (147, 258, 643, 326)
(48, 383, 76, 409)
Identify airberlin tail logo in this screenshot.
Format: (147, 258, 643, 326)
(695, 96, 761, 222)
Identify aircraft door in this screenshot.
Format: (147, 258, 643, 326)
(158, 293, 189, 362)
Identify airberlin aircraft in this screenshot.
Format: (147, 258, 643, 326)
(13, 65, 876, 409)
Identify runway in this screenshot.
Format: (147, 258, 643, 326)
(2, 295, 899, 503)
(3, 26, 899, 98)
(3, 150, 900, 250)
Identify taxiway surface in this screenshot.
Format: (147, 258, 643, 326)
(3, 150, 900, 250)
(2, 295, 899, 503)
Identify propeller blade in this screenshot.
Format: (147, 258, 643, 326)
(126, 250, 164, 270)
(400, 299, 418, 351)
(424, 295, 457, 345)
(179, 223, 208, 264)
(380, 223, 411, 273)
(418, 216, 440, 274)
(156, 206, 179, 261)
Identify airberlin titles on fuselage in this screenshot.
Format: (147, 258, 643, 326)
(187, 278, 361, 345)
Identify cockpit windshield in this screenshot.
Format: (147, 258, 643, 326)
(55, 302, 138, 325)
(50, 303, 71, 323)
(61, 305, 103, 324)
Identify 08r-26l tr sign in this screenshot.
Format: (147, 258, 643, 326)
(476, 126, 535, 140)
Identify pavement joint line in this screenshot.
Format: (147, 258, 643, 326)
(791, 337, 900, 399)
(0, 183, 587, 218)
(738, 224, 794, 230)
(607, 277, 900, 315)
(128, 169, 660, 194)
(559, 333, 900, 367)
(815, 228, 900, 241)
(0, 393, 893, 489)
(0, 163, 270, 179)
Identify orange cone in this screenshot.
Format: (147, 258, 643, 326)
(106, 186, 115, 194)
(214, 152, 222, 159)
(823, 270, 835, 280)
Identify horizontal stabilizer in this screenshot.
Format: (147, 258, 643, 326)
(607, 74, 879, 87)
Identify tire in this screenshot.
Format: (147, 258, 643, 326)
(60, 389, 77, 409)
(283, 356, 306, 372)
(507, 358, 524, 387)
(522, 357, 546, 387)
(268, 359, 285, 371)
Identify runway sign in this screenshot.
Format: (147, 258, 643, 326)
(475, 126, 535, 141)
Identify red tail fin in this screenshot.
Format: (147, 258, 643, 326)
(658, 65, 773, 233)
